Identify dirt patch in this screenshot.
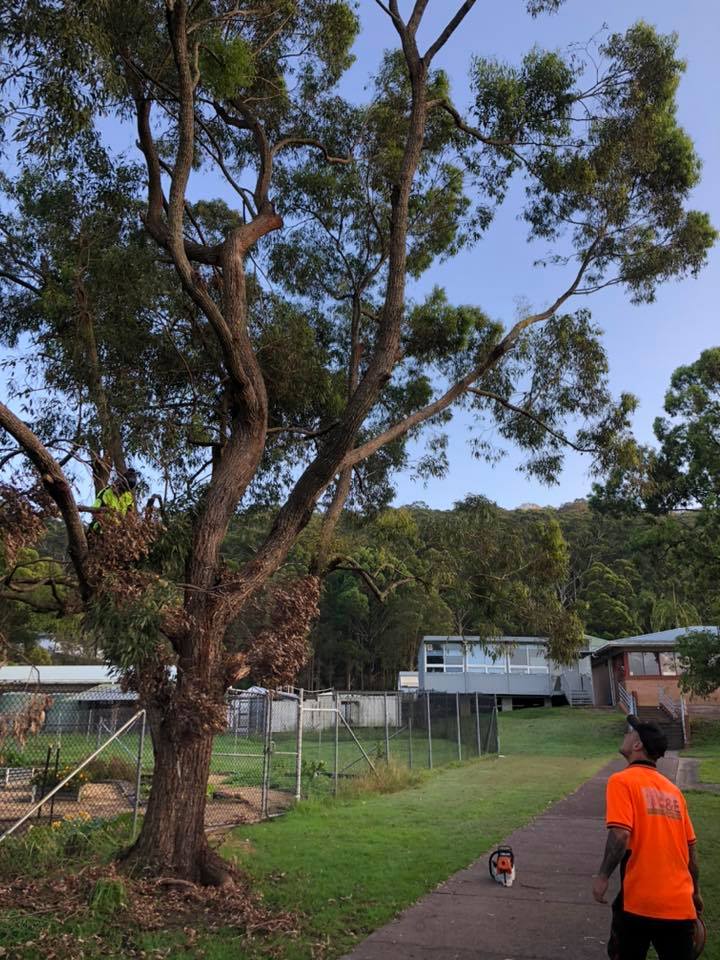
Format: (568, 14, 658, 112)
(0, 781, 132, 824)
(1, 780, 294, 834)
(205, 776, 293, 825)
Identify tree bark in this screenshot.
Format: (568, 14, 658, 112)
(124, 712, 227, 884)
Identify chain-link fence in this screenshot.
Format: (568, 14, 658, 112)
(0, 689, 147, 838)
(0, 686, 498, 837)
(296, 691, 498, 797)
(0, 686, 296, 837)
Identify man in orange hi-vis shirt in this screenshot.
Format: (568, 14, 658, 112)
(592, 715, 704, 960)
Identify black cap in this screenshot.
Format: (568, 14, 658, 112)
(627, 714, 668, 760)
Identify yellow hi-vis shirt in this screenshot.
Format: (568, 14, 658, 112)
(90, 486, 135, 530)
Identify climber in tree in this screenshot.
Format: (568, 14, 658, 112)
(89, 468, 139, 533)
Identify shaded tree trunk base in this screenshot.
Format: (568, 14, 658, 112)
(119, 836, 235, 888)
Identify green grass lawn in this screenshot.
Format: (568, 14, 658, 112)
(684, 718, 720, 785)
(210, 707, 627, 959)
(687, 792, 720, 960)
(0, 706, 623, 959)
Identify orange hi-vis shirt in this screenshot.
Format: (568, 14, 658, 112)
(606, 760, 697, 920)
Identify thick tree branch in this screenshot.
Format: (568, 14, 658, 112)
(424, 2, 478, 64)
(0, 590, 63, 613)
(407, 1, 430, 35)
(326, 555, 427, 603)
(0, 402, 89, 597)
(340, 240, 602, 470)
(214, 27, 437, 623)
(165, 0, 198, 252)
(133, 94, 221, 265)
(0, 269, 41, 293)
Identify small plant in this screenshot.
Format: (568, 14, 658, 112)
(339, 761, 426, 799)
(0, 814, 128, 880)
(0, 746, 30, 767)
(89, 876, 128, 917)
(31, 763, 89, 791)
(206, 782, 216, 799)
(302, 759, 327, 780)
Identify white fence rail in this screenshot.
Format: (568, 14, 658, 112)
(659, 686, 679, 719)
(617, 682, 637, 715)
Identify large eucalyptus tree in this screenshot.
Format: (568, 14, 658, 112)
(0, 1, 714, 881)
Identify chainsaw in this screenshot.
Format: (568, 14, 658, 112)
(488, 846, 515, 887)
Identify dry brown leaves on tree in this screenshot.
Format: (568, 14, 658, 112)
(0, 483, 58, 566)
(0, 693, 53, 748)
(86, 509, 162, 589)
(245, 575, 321, 689)
(0, 862, 298, 959)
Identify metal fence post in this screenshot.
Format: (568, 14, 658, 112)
(426, 691, 433, 769)
(261, 693, 273, 819)
(475, 692, 482, 756)
(334, 690, 340, 796)
(384, 692, 390, 764)
(493, 695, 500, 754)
(294, 688, 304, 801)
(408, 701, 413, 769)
(131, 710, 146, 840)
(455, 692, 462, 761)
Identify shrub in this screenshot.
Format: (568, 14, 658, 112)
(0, 814, 130, 879)
(338, 761, 426, 799)
(0, 746, 30, 767)
(31, 763, 90, 790)
(83, 756, 136, 782)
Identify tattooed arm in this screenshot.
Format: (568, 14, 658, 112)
(688, 843, 703, 914)
(592, 827, 630, 904)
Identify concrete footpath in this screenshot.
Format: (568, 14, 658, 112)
(342, 756, 680, 960)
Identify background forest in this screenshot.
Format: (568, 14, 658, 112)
(6, 491, 718, 690)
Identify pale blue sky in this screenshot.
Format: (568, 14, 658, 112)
(348, 0, 720, 509)
(2, 1, 718, 511)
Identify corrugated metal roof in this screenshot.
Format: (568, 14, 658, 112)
(422, 635, 547, 644)
(67, 684, 138, 702)
(422, 635, 603, 650)
(0, 665, 116, 685)
(592, 626, 718, 657)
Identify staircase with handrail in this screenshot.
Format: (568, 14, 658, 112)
(616, 681, 637, 716)
(560, 673, 594, 707)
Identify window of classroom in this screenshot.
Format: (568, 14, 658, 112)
(660, 652, 679, 676)
(424, 642, 464, 673)
(628, 652, 662, 676)
(425, 643, 444, 673)
(444, 643, 464, 673)
(529, 647, 548, 672)
(467, 645, 505, 673)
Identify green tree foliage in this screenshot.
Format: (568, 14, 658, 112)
(676, 629, 720, 698)
(590, 349, 720, 690)
(595, 348, 720, 513)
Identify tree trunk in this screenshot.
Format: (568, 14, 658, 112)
(124, 705, 230, 885)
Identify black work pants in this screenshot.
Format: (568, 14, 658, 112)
(608, 908, 695, 960)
